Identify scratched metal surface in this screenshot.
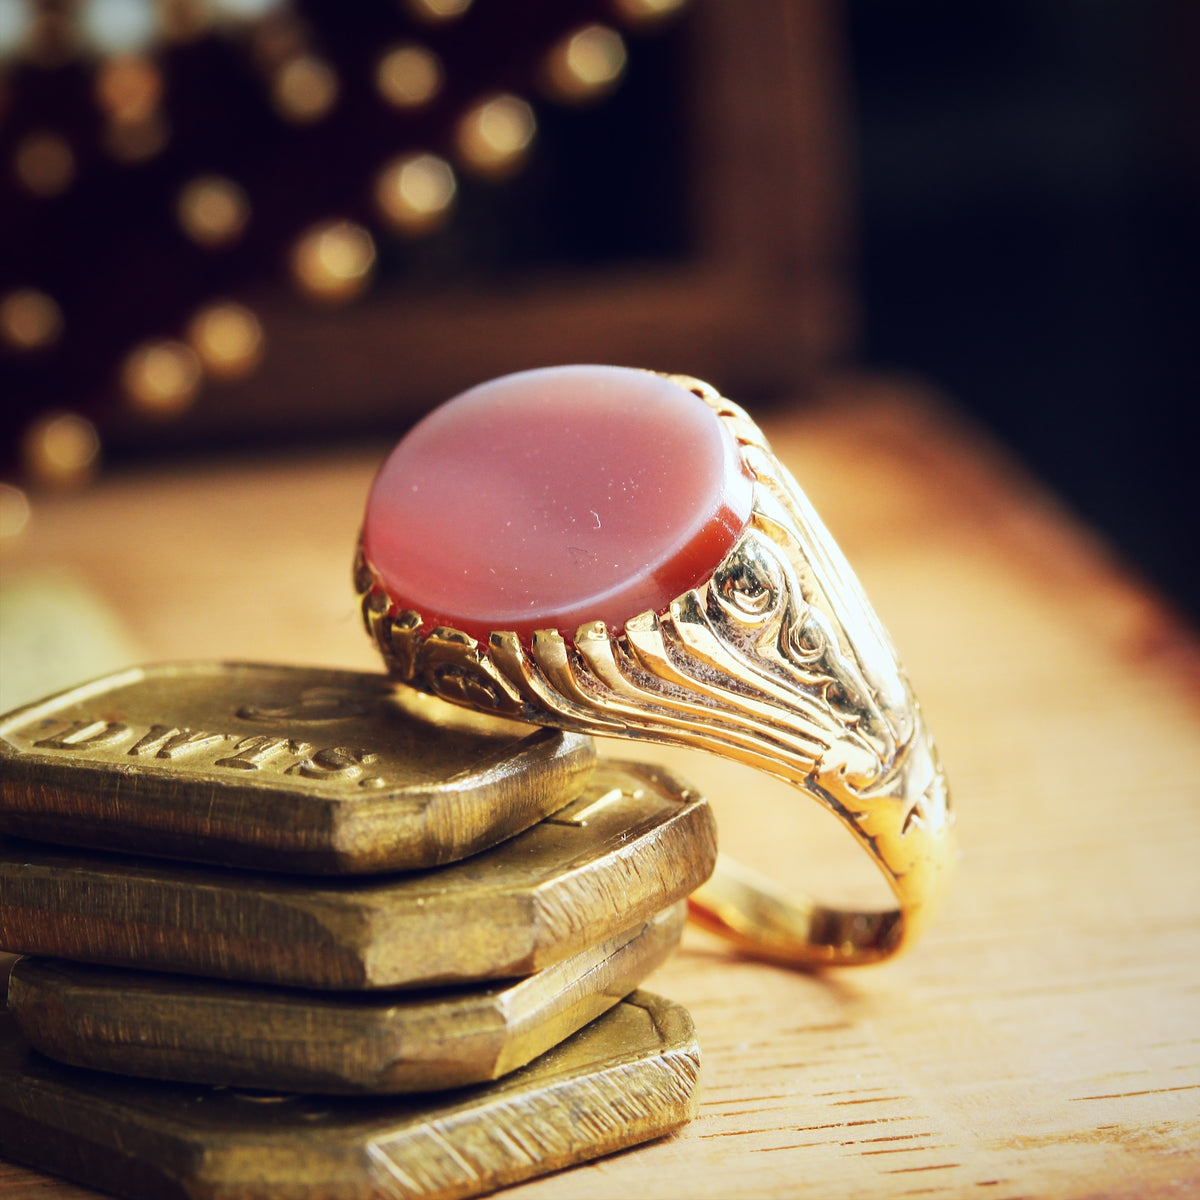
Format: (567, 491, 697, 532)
(0, 992, 701, 1199)
(0, 765, 714, 988)
(0, 661, 596, 874)
(2, 378, 1198, 1198)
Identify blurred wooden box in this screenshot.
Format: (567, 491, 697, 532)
(1, 1, 853, 462)
(220, 0, 856, 435)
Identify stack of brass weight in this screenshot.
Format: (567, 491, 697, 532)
(0, 662, 715, 1200)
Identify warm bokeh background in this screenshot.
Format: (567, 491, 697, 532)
(848, 1, 1200, 624)
(3, 0, 1195, 621)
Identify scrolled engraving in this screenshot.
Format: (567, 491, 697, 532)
(712, 537, 778, 620)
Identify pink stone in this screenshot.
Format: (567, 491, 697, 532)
(362, 365, 755, 643)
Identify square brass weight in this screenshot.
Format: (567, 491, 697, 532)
(0, 761, 716, 988)
(0, 662, 596, 873)
(7, 904, 686, 1094)
(0, 992, 701, 1200)
(0, 664, 712, 1196)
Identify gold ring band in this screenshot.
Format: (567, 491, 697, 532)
(356, 374, 955, 967)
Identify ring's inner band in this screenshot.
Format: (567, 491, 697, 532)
(587, 737, 936, 969)
(688, 854, 904, 967)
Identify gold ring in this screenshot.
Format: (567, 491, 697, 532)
(355, 366, 954, 968)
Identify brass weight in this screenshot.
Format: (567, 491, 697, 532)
(8, 904, 685, 1094)
(0, 761, 716, 988)
(0, 662, 595, 874)
(0, 992, 700, 1200)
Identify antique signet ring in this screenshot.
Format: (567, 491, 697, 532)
(356, 365, 954, 968)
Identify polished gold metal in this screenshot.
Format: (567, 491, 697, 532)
(358, 373, 954, 967)
(0, 761, 715, 989)
(0, 662, 595, 873)
(9, 904, 684, 1095)
(0, 991, 699, 1200)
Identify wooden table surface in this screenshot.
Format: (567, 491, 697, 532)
(2, 378, 1198, 1199)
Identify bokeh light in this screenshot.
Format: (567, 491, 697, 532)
(176, 175, 250, 247)
(188, 302, 264, 379)
(14, 131, 75, 197)
(543, 25, 627, 104)
(272, 54, 338, 123)
(375, 43, 442, 110)
(375, 152, 456, 234)
(121, 339, 203, 416)
(455, 93, 535, 178)
(290, 220, 376, 302)
(22, 413, 101, 488)
(0, 289, 63, 352)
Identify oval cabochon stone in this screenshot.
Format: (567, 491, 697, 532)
(363, 365, 754, 642)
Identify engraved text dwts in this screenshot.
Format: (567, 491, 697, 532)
(128, 725, 227, 759)
(213, 735, 313, 770)
(33, 720, 129, 750)
(29, 718, 382, 783)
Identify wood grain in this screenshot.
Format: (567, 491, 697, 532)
(2, 376, 1197, 1199)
